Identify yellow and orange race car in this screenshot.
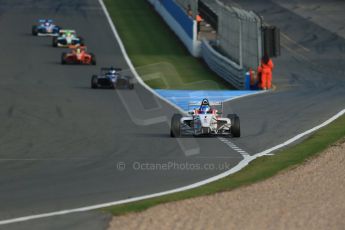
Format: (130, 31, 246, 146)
(61, 46, 96, 65)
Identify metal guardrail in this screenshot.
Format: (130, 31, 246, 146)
(201, 39, 245, 89)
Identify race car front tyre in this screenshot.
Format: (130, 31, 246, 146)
(91, 75, 98, 89)
(90, 53, 96, 65)
(32, 25, 38, 36)
(170, 114, 182, 137)
(52, 37, 58, 47)
(227, 114, 240, 137)
(61, 52, 67, 64)
(79, 37, 85, 46)
(129, 83, 134, 90)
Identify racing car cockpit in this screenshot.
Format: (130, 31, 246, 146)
(40, 19, 53, 27)
(65, 32, 72, 38)
(106, 69, 118, 78)
(198, 105, 212, 114)
(196, 99, 215, 114)
(100, 67, 121, 79)
(72, 46, 86, 54)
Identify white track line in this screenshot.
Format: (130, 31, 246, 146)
(218, 137, 250, 156)
(0, 0, 344, 226)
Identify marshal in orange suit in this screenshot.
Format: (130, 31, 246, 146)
(258, 55, 274, 90)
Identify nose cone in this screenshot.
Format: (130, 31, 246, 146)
(199, 115, 212, 127)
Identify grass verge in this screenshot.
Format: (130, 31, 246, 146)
(102, 114, 345, 215)
(103, 0, 233, 90)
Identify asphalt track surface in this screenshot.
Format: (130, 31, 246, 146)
(0, 0, 345, 229)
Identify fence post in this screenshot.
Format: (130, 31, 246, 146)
(239, 18, 243, 69)
(257, 14, 263, 67)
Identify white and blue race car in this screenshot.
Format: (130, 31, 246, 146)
(32, 19, 61, 36)
(52, 30, 84, 47)
(170, 99, 241, 137)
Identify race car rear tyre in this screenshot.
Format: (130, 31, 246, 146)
(52, 37, 58, 47)
(90, 53, 96, 65)
(227, 114, 241, 137)
(32, 25, 38, 36)
(129, 83, 134, 90)
(91, 75, 98, 89)
(170, 114, 182, 137)
(61, 52, 67, 64)
(55, 26, 61, 33)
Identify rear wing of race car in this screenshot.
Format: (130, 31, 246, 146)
(39, 19, 53, 23)
(59, 29, 76, 34)
(101, 67, 122, 71)
(68, 45, 86, 49)
(188, 101, 223, 106)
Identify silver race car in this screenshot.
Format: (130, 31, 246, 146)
(170, 99, 240, 137)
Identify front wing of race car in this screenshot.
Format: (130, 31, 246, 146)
(35, 26, 60, 36)
(180, 115, 232, 136)
(53, 37, 82, 47)
(91, 75, 134, 89)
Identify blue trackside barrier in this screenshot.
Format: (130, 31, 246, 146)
(148, 0, 200, 56)
(245, 72, 251, 90)
(161, 0, 194, 39)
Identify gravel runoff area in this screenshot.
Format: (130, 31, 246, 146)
(108, 140, 345, 230)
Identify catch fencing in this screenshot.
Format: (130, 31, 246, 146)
(216, 0, 262, 70)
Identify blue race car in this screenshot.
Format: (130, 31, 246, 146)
(91, 67, 134, 89)
(32, 19, 61, 36)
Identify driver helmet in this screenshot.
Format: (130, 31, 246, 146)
(45, 22, 50, 26)
(109, 67, 116, 75)
(76, 48, 81, 54)
(199, 105, 210, 114)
